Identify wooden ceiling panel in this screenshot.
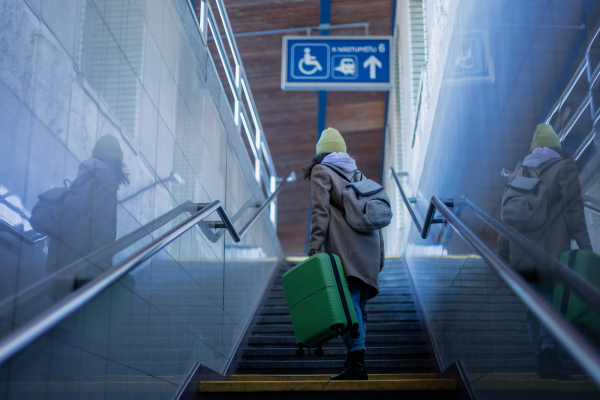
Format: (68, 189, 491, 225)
(326, 100, 386, 132)
(224, 1, 320, 32)
(216, 0, 392, 253)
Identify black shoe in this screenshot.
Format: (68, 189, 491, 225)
(538, 348, 577, 381)
(330, 351, 368, 381)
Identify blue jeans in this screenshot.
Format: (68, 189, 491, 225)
(526, 283, 557, 354)
(342, 278, 370, 353)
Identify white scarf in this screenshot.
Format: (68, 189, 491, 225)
(322, 152, 357, 172)
(522, 147, 562, 168)
(78, 158, 108, 178)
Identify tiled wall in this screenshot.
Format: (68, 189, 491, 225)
(394, 0, 599, 396)
(0, 0, 282, 397)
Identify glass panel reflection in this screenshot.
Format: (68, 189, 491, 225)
(0, 0, 281, 397)
(396, 1, 600, 399)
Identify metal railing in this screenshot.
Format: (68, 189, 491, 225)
(390, 167, 600, 387)
(0, 219, 45, 245)
(544, 20, 600, 161)
(186, 0, 279, 224)
(0, 201, 203, 319)
(0, 171, 295, 365)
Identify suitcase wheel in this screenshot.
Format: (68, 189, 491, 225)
(350, 328, 360, 339)
(314, 347, 324, 357)
(296, 344, 305, 358)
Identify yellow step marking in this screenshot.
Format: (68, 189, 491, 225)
(231, 373, 438, 381)
(284, 256, 308, 262)
(199, 379, 457, 392)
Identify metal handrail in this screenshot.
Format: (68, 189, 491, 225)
(238, 172, 295, 238)
(0, 170, 295, 365)
(389, 167, 600, 387)
(0, 201, 201, 315)
(458, 196, 600, 312)
(0, 171, 295, 316)
(545, 59, 588, 123)
(431, 197, 600, 387)
(215, 171, 296, 240)
(0, 201, 223, 365)
(0, 219, 46, 246)
(190, 0, 278, 201)
(543, 21, 600, 159)
(389, 168, 451, 238)
(584, 202, 600, 216)
(391, 167, 600, 310)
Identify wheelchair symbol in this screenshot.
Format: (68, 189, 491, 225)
(298, 48, 323, 75)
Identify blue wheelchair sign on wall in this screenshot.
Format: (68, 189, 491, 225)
(282, 36, 392, 91)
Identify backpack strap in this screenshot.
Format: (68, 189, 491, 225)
(69, 171, 97, 190)
(321, 164, 348, 216)
(351, 170, 363, 183)
(329, 199, 345, 216)
(322, 164, 351, 183)
(521, 159, 563, 178)
(539, 159, 563, 176)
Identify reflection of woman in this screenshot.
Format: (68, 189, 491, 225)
(305, 128, 384, 381)
(498, 124, 592, 380)
(47, 135, 129, 275)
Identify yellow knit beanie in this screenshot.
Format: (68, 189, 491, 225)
(316, 127, 346, 155)
(530, 123, 561, 150)
(92, 135, 124, 162)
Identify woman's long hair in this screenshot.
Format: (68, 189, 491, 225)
(303, 153, 330, 180)
(102, 158, 130, 188)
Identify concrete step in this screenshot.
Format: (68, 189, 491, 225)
(233, 367, 441, 377)
(242, 346, 431, 359)
(260, 304, 417, 315)
(235, 359, 436, 371)
(263, 295, 414, 307)
(230, 373, 438, 381)
(252, 322, 425, 334)
(247, 334, 427, 346)
(257, 313, 420, 325)
(237, 259, 435, 376)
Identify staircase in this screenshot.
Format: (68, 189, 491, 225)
(196, 257, 600, 399)
(235, 257, 436, 375)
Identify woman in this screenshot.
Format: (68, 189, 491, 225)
(46, 134, 129, 276)
(498, 123, 592, 380)
(305, 127, 384, 380)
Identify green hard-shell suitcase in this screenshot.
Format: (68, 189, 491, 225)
(553, 249, 600, 337)
(282, 253, 359, 358)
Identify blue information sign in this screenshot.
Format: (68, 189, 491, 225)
(281, 36, 392, 91)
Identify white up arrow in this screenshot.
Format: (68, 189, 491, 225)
(363, 55, 382, 79)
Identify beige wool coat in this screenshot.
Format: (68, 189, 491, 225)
(498, 157, 592, 276)
(308, 163, 385, 299)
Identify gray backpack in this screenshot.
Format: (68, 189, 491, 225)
(323, 164, 393, 232)
(30, 173, 95, 238)
(501, 159, 562, 231)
